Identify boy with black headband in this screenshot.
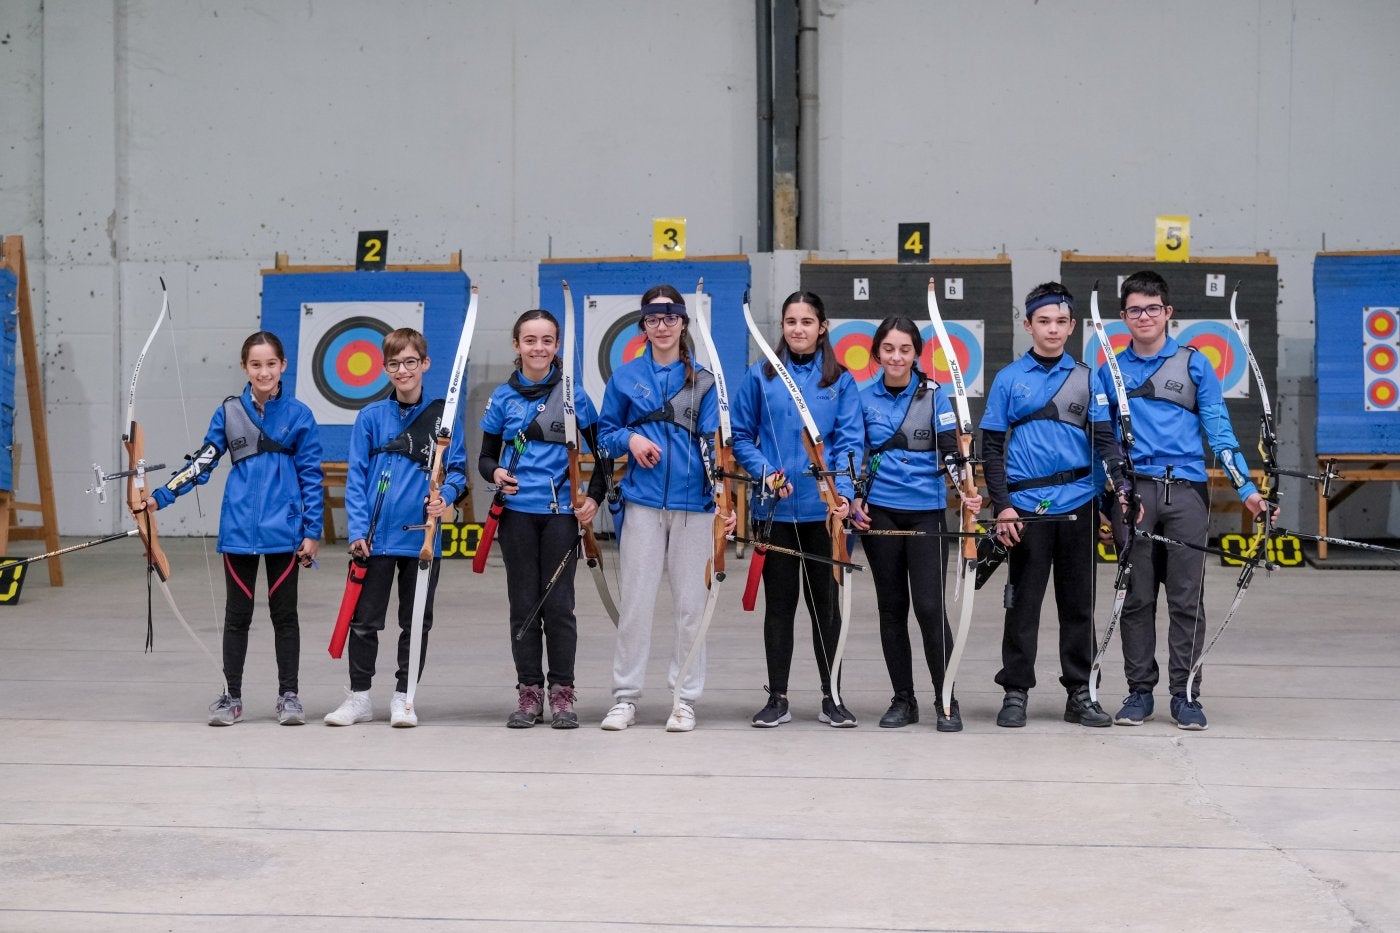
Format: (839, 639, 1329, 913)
(980, 282, 1124, 729)
(1094, 271, 1269, 731)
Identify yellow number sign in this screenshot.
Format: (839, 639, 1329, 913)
(653, 217, 687, 260)
(1155, 215, 1191, 262)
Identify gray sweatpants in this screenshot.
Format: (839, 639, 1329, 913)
(1119, 480, 1210, 696)
(611, 503, 715, 704)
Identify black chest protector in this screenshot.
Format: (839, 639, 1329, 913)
(627, 369, 716, 438)
(371, 399, 445, 469)
(1127, 347, 1198, 412)
(874, 382, 938, 452)
(1009, 363, 1093, 432)
(222, 396, 291, 465)
(523, 381, 568, 445)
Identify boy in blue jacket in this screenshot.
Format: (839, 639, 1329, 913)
(324, 327, 468, 728)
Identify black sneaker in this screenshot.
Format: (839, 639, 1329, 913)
(996, 689, 1028, 728)
(818, 696, 858, 728)
(751, 687, 791, 728)
(936, 699, 963, 733)
(1064, 686, 1112, 728)
(878, 692, 919, 728)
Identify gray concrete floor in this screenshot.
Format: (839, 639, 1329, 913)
(0, 537, 1396, 932)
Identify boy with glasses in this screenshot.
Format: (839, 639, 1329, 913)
(325, 328, 468, 728)
(1095, 271, 1269, 730)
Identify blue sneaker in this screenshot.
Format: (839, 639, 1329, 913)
(1170, 693, 1208, 731)
(1113, 691, 1154, 726)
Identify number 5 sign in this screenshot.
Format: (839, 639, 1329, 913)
(1155, 215, 1191, 262)
(652, 217, 687, 260)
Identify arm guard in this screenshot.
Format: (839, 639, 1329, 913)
(163, 442, 219, 495)
(1219, 448, 1250, 491)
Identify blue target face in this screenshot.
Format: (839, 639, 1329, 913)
(311, 316, 393, 410)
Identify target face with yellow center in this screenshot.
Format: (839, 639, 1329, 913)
(297, 301, 424, 424)
(1170, 319, 1250, 398)
(1363, 307, 1400, 411)
(828, 319, 983, 395)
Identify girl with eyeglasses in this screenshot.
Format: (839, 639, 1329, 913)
(135, 331, 323, 726)
(477, 309, 612, 729)
(595, 284, 735, 732)
(731, 290, 864, 728)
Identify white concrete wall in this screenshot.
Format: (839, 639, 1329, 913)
(3, 0, 1397, 536)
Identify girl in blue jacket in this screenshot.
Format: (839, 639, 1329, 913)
(478, 309, 612, 729)
(731, 291, 863, 728)
(146, 331, 323, 726)
(850, 317, 980, 732)
(595, 285, 732, 733)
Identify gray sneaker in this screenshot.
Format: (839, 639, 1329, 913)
(208, 693, 242, 726)
(548, 684, 579, 730)
(508, 684, 545, 728)
(276, 692, 305, 726)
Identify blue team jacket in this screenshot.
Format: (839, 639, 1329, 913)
(480, 367, 604, 515)
(153, 383, 324, 555)
(345, 394, 469, 558)
(1094, 337, 1258, 499)
(859, 378, 957, 512)
(980, 353, 1108, 514)
(597, 348, 718, 514)
(731, 351, 863, 523)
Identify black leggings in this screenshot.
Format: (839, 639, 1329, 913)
(499, 509, 579, 687)
(861, 505, 954, 697)
(760, 520, 840, 695)
(221, 552, 300, 699)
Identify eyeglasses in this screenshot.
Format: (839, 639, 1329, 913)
(1124, 304, 1166, 319)
(384, 357, 422, 373)
(642, 313, 683, 329)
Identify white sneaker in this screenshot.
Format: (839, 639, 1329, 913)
(324, 689, 372, 726)
(390, 691, 418, 728)
(665, 701, 696, 733)
(600, 701, 636, 731)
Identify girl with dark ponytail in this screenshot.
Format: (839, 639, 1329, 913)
(477, 309, 611, 729)
(851, 317, 980, 731)
(731, 290, 864, 728)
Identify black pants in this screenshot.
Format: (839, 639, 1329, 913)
(994, 498, 1097, 693)
(221, 552, 300, 699)
(862, 505, 953, 697)
(499, 509, 579, 687)
(347, 555, 440, 693)
(761, 520, 840, 695)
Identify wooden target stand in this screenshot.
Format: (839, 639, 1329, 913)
(0, 236, 63, 585)
(260, 251, 475, 542)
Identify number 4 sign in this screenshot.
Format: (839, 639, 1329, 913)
(898, 222, 930, 263)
